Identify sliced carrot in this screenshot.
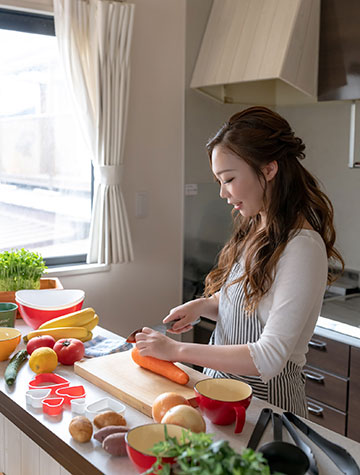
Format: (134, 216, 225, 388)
(131, 347, 189, 385)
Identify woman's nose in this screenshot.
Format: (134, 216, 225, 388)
(219, 184, 228, 199)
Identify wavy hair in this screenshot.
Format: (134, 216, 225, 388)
(204, 106, 344, 310)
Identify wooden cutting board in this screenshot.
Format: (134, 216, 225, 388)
(74, 351, 209, 417)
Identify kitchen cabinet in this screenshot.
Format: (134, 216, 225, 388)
(318, 0, 360, 101)
(348, 346, 360, 441)
(0, 413, 71, 475)
(304, 335, 350, 435)
(304, 334, 360, 441)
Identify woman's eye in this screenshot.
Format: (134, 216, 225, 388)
(223, 178, 234, 184)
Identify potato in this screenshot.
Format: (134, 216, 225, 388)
(69, 416, 93, 443)
(93, 410, 127, 429)
(94, 425, 128, 443)
(102, 432, 127, 456)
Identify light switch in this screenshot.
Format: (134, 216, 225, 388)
(136, 191, 148, 218)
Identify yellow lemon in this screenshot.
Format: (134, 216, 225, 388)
(29, 347, 58, 374)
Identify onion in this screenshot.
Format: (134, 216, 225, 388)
(161, 404, 206, 433)
(152, 392, 190, 423)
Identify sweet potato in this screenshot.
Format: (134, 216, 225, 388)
(102, 432, 127, 456)
(93, 410, 127, 429)
(94, 425, 128, 443)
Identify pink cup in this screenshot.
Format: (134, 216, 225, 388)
(194, 378, 252, 433)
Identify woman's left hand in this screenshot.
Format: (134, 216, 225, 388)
(135, 327, 179, 361)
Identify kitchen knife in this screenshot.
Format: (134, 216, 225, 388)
(283, 412, 360, 475)
(126, 317, 201, 343)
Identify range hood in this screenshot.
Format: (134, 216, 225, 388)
(190, 0, 320, 106)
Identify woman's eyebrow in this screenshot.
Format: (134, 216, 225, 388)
(215, 168, 236, 175)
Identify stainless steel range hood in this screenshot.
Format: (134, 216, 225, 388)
(190, 0, 320, 106)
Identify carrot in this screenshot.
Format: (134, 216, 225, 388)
(131, 347, 189, 385)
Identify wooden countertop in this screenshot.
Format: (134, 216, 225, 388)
(1, 320, 360, 475)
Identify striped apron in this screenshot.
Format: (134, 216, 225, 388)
(204, 262, 308, 418)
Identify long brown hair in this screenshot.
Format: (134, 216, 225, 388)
(204, 106, 344, 310)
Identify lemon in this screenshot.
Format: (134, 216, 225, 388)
(29, 347, 58, 374)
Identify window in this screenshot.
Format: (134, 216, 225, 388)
(0, 9, 92, 266)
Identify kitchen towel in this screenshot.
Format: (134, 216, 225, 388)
(84, 335, 132, 358)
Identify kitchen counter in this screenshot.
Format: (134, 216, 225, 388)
(1, 321, 360, 474)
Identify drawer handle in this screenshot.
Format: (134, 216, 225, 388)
(309, 339, 327, 350)
(308, 401, 324, 416)
(304, 369, 325, 383)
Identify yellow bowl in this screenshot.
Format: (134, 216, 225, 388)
(0, 327, 22, 361)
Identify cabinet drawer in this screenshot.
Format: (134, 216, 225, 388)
(349, 346, 360, 418)
(304, 365, 348, 412)
(307, 335, 349, 377)
(348, 412, 360, 443)
(306, 397, 346, 436)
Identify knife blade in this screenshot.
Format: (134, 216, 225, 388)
(126, 317, 201, 343)
(283, 412, 360, 475)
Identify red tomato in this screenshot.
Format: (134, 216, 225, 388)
(53, 338, 85, 365)
(26, 335, 56, 355)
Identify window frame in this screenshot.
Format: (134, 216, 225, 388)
(0, 8, 93, 268)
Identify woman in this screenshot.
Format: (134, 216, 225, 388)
(135, 106, 343, 416)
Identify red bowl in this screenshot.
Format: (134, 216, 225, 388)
(125, 423, 186, 474)
(15, 289, 84, 329)
(194, 378, 252, 433)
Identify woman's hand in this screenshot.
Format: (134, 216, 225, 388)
(163, 296, 219, 334)
(135, 327, 179, 361)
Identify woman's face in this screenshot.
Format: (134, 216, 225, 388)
(211, 145, 276, 219)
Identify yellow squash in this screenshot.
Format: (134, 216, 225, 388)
(38, 308, 96, 330)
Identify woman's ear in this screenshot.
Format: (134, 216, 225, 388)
(262, 160, 278, 182)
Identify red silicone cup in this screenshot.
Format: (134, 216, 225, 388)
(194, 378, 252, 434)
(28, 373, 70, 395)
(42, 397, 65, 416)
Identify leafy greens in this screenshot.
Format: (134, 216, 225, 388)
(0, 249, 47, 291)
(144, 427, 272, 475)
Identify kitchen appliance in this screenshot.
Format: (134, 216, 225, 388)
(74, 350, 208, 417)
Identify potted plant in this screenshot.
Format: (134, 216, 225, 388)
(145, 427, 273, 474)
(0, 249, 62, 316)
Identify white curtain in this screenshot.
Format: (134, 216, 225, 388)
(53, 0, 135, 264)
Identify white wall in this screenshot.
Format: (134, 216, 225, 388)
(278, 102, 360, 271)
(58, 0, 186, 336)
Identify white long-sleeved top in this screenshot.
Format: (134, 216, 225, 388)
(247, 229, 328, 383)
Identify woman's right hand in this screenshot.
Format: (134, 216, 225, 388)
(163, 295, 219, 334)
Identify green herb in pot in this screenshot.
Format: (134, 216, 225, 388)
(0, 249, 47, 291)
(145, 427, 275, 475)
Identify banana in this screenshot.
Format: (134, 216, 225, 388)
(23, 326, 91, 343)
(38, 308, 96, 330)
(82, 314, 99, 331)
(81, 330, 93, 343)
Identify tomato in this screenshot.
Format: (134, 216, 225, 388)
(26, 335, 56, 355)
(53, 338, 85, 365)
